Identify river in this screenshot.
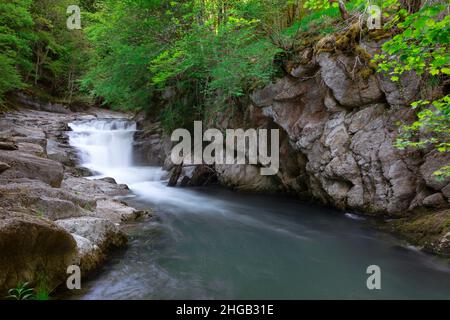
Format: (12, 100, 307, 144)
(66, 118, 450, 299)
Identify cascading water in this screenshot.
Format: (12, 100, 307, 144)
(67, 118, 450, 300)
(68, 119, 165, 185)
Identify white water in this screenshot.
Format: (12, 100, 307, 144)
(68, 119, 166, 185)
(67, 118, 450, 300)
(68, 119, 241, 215)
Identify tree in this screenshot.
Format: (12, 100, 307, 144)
(0, 0, 34, 104)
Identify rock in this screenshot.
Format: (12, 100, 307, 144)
(97, 177, 117, 184)
(0, 179, 95, 220)
(216, 164, 280, 193)
(423, 193, 447, 208)
(96, 199, 147, 223)
(71, 234, 104, 273)
(442, 184, 450, 200)
(439, 231, 450, 256)
(0, 141, 18, 150)
(290, 62, 319, 78)
(391, 210, 450, 256)
(377, 71, 421, 106)
(0, 151, 64, 187)
(14, 92, 71, 114)
(46, 139, 73, 165)
(0, 210, 77, 295)
(61, 177, 130, 199)
(420, 151, 450, 191)
(0, 162, 10, 174)
(17, 142, 45, 155)
(55, 217, 127, 252)
(168, 165, 182, 187)
(317, 53, 383, 107)
(177, 165, 216, 187)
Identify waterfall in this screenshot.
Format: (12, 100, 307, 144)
(68, 119, 136, 172)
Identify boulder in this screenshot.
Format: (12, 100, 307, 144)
(71, 234, 104, 274)
(215, 164, 281, 193)
(0, 151, 64, 187)
(55, 217, 127, 252)
(96, 199, 147, 223)
(46, 139, 73, 165)
(0, 210, 78, 295)
(61, 177, 130, 199)
(377, 71, 421, 106)
(0, 179, 95, 221)
(0, 162, 10, 174)
(317, 53, 383, 107)
(423, 193, 447, 208)
(420, 151, 450, 191)
(0, 141, 18, 150)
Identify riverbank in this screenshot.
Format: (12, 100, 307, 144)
(0, 93, 149, 297)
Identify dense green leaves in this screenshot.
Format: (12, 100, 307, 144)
(0, 0, 34, 102)
(374, 2, 450, 179)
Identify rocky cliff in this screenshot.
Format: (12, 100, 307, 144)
(210, 39, 449, 213)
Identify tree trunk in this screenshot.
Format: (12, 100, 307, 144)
(330, 0, 349, 20)
(400, 0, 422, 13)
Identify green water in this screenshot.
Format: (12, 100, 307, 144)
(72, 184, 450, 300)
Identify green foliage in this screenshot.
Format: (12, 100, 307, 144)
(0, 0, 34, 103)
(34, 274, 51, 300)
(81, 0, 285, 129)
(374, 4, 449, 81)
(396, 95, 450, 179)
(373, 3, 449, 180)
(6, 282, 35, 300)
(0, 0, 91, 103)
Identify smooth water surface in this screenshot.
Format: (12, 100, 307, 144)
(67, 119, 450, 300)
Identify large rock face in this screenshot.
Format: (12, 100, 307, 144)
(219, 50, 449, 216)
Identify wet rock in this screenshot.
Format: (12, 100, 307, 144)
(96, 199, 147, 223)
(391, 210, 450, 256)
(46, 139, 73, 165)
(168, 165, 182, 187)
(56, 217, 127, 252)
(97, 177, 117, 184)
(17, 142, 45, 155)
(71, 234, 104, 273)
(216, 164, 280, 193)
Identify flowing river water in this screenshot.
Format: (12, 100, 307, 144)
(67, 118, 450, 299)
